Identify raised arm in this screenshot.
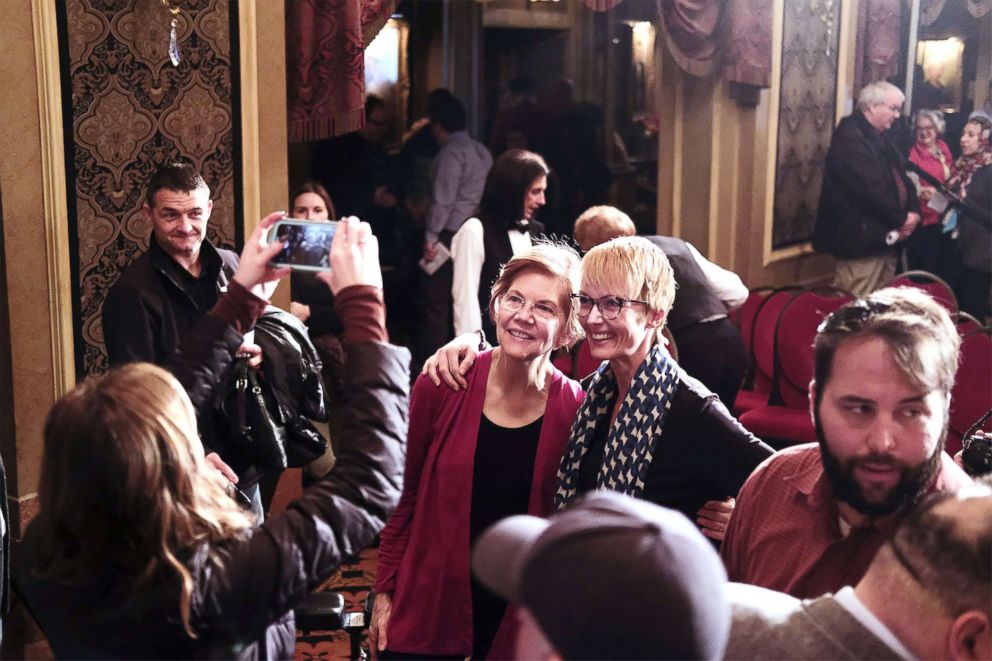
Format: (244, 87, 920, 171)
(194, 218, 410, 636)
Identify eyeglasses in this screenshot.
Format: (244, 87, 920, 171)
(887, 104, 903, 114)
(915, 125, 936, 132)
(571, 293, 648, 320)
(499, 292, 561, 321)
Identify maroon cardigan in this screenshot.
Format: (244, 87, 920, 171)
(374, 350, 584, 658)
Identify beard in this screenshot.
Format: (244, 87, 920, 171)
(815, 411, 945, 519)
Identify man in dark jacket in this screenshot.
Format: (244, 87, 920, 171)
(813, 81, 921, 296)
(102, 163, 259, 512)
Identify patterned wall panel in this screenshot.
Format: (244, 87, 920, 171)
(771, 0, 841, 250)
(62, 0, 239, 374)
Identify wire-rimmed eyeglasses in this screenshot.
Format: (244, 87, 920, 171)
(499, 292, 561, 321)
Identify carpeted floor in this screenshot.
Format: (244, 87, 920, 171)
(294, 546, 378, 661)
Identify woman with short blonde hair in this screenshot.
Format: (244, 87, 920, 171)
(427, 236, 773, 543)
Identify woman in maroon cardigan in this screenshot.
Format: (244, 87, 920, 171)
(370, 243, 584, 660)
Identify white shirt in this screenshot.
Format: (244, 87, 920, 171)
(450, 218, 531, 336)
(833, 587, 916, 660)
(426, 131, 493, 243)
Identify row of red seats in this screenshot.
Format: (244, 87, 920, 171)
(729, 273, 991, 455)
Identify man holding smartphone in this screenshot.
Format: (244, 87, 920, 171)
(102, 162, 263, 516)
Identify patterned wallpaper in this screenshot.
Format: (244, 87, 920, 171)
(61, 0, 239, 374)
(771, 0, 841, 250)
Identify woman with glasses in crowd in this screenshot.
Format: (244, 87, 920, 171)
(426, 236, 773, 541)
(20, 217, 406, 658)
(370, 243, 584, 660)
(906, 109, 956, 277)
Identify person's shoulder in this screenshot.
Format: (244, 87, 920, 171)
(106, 248, 154, 300)
(549, 366, 585, 405)
(741, 443, 819, 493)
(216, 244, 239, 264)
(727, 582, 801, 625)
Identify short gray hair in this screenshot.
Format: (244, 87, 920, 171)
(914, 108, 946, 135)
(857, 81, 904, 112)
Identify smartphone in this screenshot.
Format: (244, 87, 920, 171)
(269, 219, 337, 271)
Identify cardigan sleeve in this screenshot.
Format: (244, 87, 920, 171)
(374, 374, 443, 593)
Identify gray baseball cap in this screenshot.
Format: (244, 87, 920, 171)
(472, 491, 731, 660)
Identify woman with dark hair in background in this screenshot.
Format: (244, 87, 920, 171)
(20, 217, 408, 658)
(288, 181, 339, 333)
(450, 149, 549, 341)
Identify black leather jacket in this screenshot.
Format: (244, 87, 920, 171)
(21, 332, 409, 659)
(102, 239, 243, 457)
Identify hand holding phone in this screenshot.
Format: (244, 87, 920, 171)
(316, 216, 383, 294)
(232, 211, 292, 299)
(268, 219, 339, 271)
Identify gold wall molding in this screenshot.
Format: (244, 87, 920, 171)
(31, 0, 75, 396)
(243, 0, 291, 309)
(239, 0, 261, 235)
(761, 0, 856, 267)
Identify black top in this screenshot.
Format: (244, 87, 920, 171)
(813, 112, 920, 259)
(577, 370, 773, 524)
(646, 236, 727, 332)
(101, 239, 242, 455)
(470, 413, 543, 658)
(291, 271, 343, 336)
(20, 339, 410, 661)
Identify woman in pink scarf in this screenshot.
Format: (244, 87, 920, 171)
(906, 109, 956, 276)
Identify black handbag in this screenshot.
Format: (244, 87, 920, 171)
(229, 357, 288, 472)
(285, 417, 329, 468)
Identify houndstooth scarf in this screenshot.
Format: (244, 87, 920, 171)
(554, 343, 680, 510)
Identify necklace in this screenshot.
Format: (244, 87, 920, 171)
(161, 0, 182, 66)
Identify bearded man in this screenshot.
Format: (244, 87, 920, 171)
(721, 287, 972, 598)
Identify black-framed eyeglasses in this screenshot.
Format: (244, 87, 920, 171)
(571, 293, 648, 320)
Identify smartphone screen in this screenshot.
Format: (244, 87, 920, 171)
(270, 219, 337, 271)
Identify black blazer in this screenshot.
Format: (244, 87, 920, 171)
(814, 112, 920, 259)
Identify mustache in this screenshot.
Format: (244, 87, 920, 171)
(848, 453, 902, 469)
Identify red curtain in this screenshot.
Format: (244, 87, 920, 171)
(286, 0, 397, 143)
(587, 0, 772, 88)
(852, 0, 901, 94)
(658, 0, 724, 77)
(723, 0, 772, 88)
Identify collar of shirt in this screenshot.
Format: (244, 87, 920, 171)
(782, 453, 901, 538)
(150, 236, 221, 284)
(832, 587, 917, 660)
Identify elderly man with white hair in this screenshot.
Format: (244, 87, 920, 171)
(813, 81, 921, 296)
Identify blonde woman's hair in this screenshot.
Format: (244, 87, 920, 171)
(581, 236, 676, 344)
(573, 205, 637, 252)
(488, 241, 583, 389)
(31, 363, 253, 638)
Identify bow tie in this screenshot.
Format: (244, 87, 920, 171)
(510, 220, 531, 232)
